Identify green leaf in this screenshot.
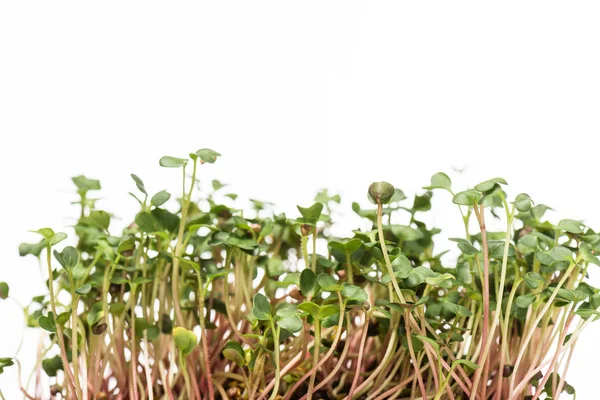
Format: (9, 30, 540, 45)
(474, 178, 508, 192)
(300, 269, 318, 297)
(172, 327, 197, 356)
(0, 357, 14, 375)
(298, 302, 321, 318)
(75, 283, 92, 295)
(425, 273, 455, 286)
(297, 203, 324, 225)
(135, 211, 158, 233)
(452, 359, 480, 371)
(450, 238, 478, 255)
(317, 274, 342, 292)
(117, 235, 136, 257)
(513, 193, 532, 212)
(130, 174, 147, 195)
(53, 246, 79, 271)
(452, 190, 480, 206)
(51, 232, 67, 246)
(424, 172, 452, 192)
(133, 276, 154, 287)
(222, 341, 245, 367)
(319, 305, 339, 320)
(278, 315, 303, 333)
(415, 335, 440, 351)
(557, 219, 585, 234)
(442, 302, 472, 316)
(531, 204, 552, 221)
(549, 246, 573, 262)
(33, 228, 55, 240)
(341, 283, 368, 302)
(390, 225, 424, 241)
(72, 175, 101, 193)
(267, 257, 285, 277)
(406, 267, 438, 287)
(195, 148, 222, 164)
(19, 240, 45, 257)
(252, 293, 271, 320)
(368, 182, 395, 205)
(41, 355, 62, 377)
(0, 282, 8, 300)
(524, 272, 545, 290)
(151, 190, 171, 207)
(159, 156, 188, 168)
(516, 293, 537, 308)
(39, 314, 56, 332)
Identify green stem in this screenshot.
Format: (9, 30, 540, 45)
(301, 235, 310, 271)
(180, 351, 192, 399)
(45, 246, 78, 397)
(268, 321, 281, 400)
(67, 275, 82, 399)
(509, 260, 579, 395)
(376, 201, 406, 303)
(307, 320, 321, 400)
(346, 252, 354, 284)
(311, 230, 318, 272)
(172, 160, 198, 326)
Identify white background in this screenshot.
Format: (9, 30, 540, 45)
(1, 1, 600, 398)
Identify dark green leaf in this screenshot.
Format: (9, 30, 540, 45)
(252, 293, 271, 320)
(53, 246, 79, 271)
(39, 314, 56, 332)
(297, 203, 324, 225)
(222, 341, 245, 367)
(524, 272, 545, 290)
(300, 269, 318, 297)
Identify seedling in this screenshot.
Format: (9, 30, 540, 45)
(4, 150, 599, 400)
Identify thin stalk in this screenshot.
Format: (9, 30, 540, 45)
(172, 160, 198, 326)
(268, 321, 281, 400)
(346, 314, 370, 400)
(67, 275, 82, 399)
(471, 202, 514, 400)
(44, 246, 78, 397)
(509, 260, 579, 396)
(195, 270, 215, 399)
(306, 320, 321, 400)
(472, 204, 490, 399)
(311, 230, 318, 272)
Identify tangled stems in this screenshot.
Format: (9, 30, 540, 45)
(13, 159, 600, 400)
(268, 320, 281, 400)
(44, 245, 78, 398)
(194, 269, 215, 400)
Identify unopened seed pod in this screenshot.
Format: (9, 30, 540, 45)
(368, 182, 395, 205)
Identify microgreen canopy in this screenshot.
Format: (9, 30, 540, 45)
(10, 159, 599, 400)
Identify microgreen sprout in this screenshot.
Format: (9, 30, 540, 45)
(5, 151, 599, 400)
